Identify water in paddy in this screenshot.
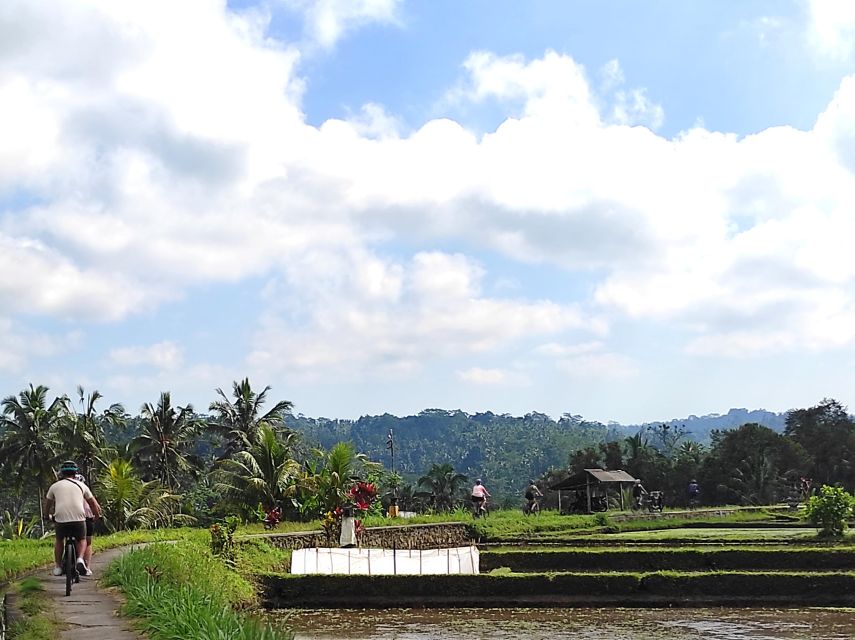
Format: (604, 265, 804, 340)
(278, 608, 855, 639)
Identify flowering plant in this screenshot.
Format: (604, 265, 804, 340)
(348, 481, 377, 511)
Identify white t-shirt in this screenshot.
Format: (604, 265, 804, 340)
(46, 478, 94, 523)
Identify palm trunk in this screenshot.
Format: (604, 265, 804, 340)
(38, 479, 45, 536)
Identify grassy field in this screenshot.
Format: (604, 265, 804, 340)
(0, 528, 206, 582)
(237, 507, 803, 542)
(0, 507, 824, 584)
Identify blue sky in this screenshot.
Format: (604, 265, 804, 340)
(1, 0, 855, 424)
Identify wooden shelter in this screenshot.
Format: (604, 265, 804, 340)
(548, 468, 638, 513)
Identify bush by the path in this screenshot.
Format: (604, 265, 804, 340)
(103, 540, 292, 640)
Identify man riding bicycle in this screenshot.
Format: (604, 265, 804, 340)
(524, 480, 543, 514)
(45, 460, 102, 577)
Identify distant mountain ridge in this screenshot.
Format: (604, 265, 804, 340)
(616, 407, 788, 441)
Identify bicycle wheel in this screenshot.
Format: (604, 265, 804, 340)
(65, 539, 76, 596)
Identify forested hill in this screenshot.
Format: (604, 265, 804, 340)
(285, 408, 787, 498)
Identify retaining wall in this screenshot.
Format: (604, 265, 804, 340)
(260, 571, 855, 608)
(480, 548, 855, 573)
(255, 522, 473, 551)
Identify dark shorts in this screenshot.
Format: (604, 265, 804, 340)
(471, 495, 485, 504)
(56, 521, 86, 541)
(85, 517, 94, 538)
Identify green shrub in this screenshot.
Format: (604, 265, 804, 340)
(805, 485, 855, 537)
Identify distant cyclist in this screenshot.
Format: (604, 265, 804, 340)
(45, 460, 102, 577)
(632, 479, 647, 510)
(687, 479, 700, 508)
(471, 479, 490, 516)
(524, 480, 543, 514)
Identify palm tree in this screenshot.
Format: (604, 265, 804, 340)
(97, 458, 194, 531)
(729, 451, 783, 506)
(303, 442, 381, 515)
(213, 425, 301, 518)
(417, 463, 468, 512)
(209, 378, 293, 458)
(55, 386, 126, 479)
(0, 384, 66, 531)
(132, 392, 200, 490)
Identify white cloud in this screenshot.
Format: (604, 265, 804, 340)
(456, 367, 528, 386)
(248, 250, 597, 377)
(2, 0, 855, 384)
(283, 0, 402, 49)
(599, 59, 624, 92)
(109, 341, 184, 371)
(535, 341, 638, 380)
(807, 0, 855, 59)
(0, 318, 80, 372)
(556, 352, 639, 379)
(611, 88, 664, 130)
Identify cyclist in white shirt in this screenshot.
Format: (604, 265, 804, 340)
(45, 460, 102, 577)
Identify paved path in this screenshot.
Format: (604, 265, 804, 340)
(37, 546, 145, 640)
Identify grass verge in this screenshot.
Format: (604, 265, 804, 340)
(0, 527, 205, 582)
(102, 539, 293, 640)
(7, 577, 62, 640)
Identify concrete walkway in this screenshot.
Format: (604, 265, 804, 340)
(36, 546, 145, 640)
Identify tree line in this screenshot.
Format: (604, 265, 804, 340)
(2, 379, 852, 534)
(541, 398, 855, 509)
(0, 380, 391, 537)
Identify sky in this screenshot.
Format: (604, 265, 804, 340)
(2, 1, 855, 424)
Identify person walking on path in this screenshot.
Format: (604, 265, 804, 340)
(45, 460, 102, 577)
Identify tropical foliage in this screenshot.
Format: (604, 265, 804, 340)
(417, 462, 468, 511)
(98, 458, 195, 531)
(213, 425, 301, 519)
(209, 378, 293, 458)
(806, 485, 855, 536)
(3, 376, 855, 535)
(132, 391, 201, 489)
(0, 384, 67, 530)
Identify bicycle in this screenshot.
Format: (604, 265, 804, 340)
(62, 532, 81, 596)
(523, 498, 541, 516)
(472, 498, 489, 519)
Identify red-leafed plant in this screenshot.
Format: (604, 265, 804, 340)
(348, 481, 377, 511)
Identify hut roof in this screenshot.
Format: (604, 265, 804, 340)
(548, 468, 637, 491)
